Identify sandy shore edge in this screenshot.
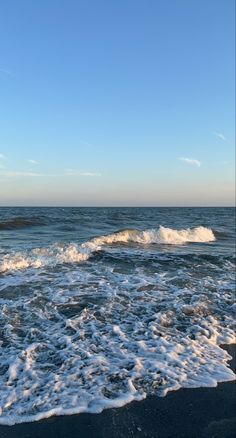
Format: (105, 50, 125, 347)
(0, 344, 235, 438)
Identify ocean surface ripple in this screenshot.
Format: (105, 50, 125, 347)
(0, 207, 235, 425)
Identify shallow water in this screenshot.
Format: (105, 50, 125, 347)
(0, 207, 235, 425)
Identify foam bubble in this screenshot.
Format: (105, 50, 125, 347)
(0, 222, 234, 426)
(0, 243, 91, 274)
(93, 225, 215, 245)
(0, 226, 215, 274)
(0, 247, 235, 425)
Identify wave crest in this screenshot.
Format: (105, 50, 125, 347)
(93, 225, 215, 245)
(0, 244, 91, 273)
(0, 226, 215, 273)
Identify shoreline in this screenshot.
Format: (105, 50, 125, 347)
(0, 344, 235, 438)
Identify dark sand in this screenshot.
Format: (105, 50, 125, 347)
(0, 345, 235, 438)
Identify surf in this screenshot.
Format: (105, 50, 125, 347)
(0, 226, 216, 273)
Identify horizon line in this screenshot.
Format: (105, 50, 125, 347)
(0, 205, 235, 208)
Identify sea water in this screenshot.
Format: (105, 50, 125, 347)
(0, 207, 235, 425)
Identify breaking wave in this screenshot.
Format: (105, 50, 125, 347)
(0, 213, 235, 427)
(92, 225, 216, 245)
(0, 226, 215, 274)
(0, 244, 91, 274)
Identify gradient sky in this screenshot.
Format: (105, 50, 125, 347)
(0, 0, 235, 206)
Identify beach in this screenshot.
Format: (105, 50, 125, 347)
(0, 344, 235, 438)
(0, 207, 235, 436)
(1, 0, 235, 434)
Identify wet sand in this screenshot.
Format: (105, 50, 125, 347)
(0, 344, 235, 438)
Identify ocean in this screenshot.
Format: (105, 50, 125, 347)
(0, 207, 235, 425)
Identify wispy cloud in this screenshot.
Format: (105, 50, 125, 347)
(178, 157, 201, 167)
(220, 160, 231, 165)
(64, 168, 101, 177)
(80, 172, 102, 177)
(0, 170, 45, 178)
(0, 155, 6, 169)
(64, 168, 79, 176)
(0, 167, 102, 179)
(213, 131, 227, 142)
(28, 159, 39, 165)
(0, 68, 12, 77)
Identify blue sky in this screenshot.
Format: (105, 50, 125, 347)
(0, 0, 235, 206)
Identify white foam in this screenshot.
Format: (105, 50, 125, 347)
(1, 223, 235, 426)
(92, 225, 215, 245)
(0, 243, 91, 274)
(0, 249, 235, 426)
(0, 226, 215, 274)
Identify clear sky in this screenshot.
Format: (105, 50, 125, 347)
(0, 0, 235, 206)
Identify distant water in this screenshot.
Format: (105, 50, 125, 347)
(0, 207, 235, 425)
